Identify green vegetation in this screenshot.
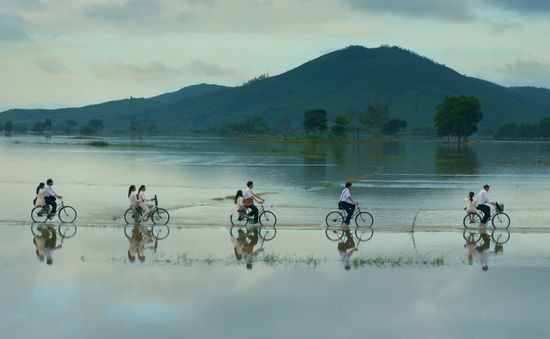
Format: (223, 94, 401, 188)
(80, 119, 104, 136)
(86, 141, 109, 147)
(303, 109, 328, 135)
(381, 119, 407, 136)
(4, 121, 13, 136)
(330, 115, 349, 139)
(434, 96, 483, 142)
(495, 118, 550, 140)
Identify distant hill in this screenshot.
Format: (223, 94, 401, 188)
(1, 46, 549, 132)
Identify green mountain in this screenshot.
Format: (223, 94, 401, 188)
(1, 46, 549, 132)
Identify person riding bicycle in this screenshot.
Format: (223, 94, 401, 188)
(464, 191, 477, 223)
(476, 184, 494, 227)
(338, 229, 357, 270)
(137, 185, 154, 222)
(241, 227, 264, 270)
(338, 182, 357, 228)
(243, 181, 264, 226)
(128, 185, 138, 212)
(232, 190, 249, 221)
(44, 178, 62, 220)
(34, 182, 46, 207)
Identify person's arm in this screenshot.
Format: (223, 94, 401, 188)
(252, 192, 264, 203)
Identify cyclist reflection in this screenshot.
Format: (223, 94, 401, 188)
(231, 227, 264, 269)
(127, 224, 156, 263)
(338, 229, 357, 271)
(32, 225, 61, 265)
(463, 229, 510, 271)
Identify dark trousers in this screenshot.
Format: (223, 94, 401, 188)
(45, 196, 57, 214)
(339, 202, 355, 225)
(477, 204, 490, 224)
(248, 205, 259, 223)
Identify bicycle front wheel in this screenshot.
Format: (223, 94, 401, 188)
(491, 229, 511, 245)
(151, 224, 170, 240)
(491, 212, 510, 229)
(354, 211, 374, 228)
(259, 225, 276, 241)
(58, 223, 77, 238)
(151, 208, 170, 225)
(463, 213, 482, 228)
(355, 226, 373, 242)
(31, 206, 49, 223)
(259, 211, 277, 227)
(58, 206, 77, 223)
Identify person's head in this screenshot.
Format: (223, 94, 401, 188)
(234, 247, 242, 261)
(246, 262, 253, 270)
(469, 191, 474, 200)
(138, 185, 146, 193)
(46, 178, 53, 186)
(46, 255, 53, 265)
(495, 244, 503, 254)
(128, 185, 136, 197)
(234, 190, 243, 203)
(482, 265, 489, 272)
(345, 182, 352, 189)
(483, 184, 490, 191)
(247, 181, 253, 188)
(344, 264, 351, 271)
(36, 182, 45, 194)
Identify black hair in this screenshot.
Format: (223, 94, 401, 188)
(247, 181, 253, 187)
(138, 185, 146, 195)
(46, 178, 53, 185)
(234, 190, 243, 204)
(128, 185, 136, 198)
(36, 182, 45, 194)
(468, 191, 474, 202)
(345, 182, 352, 188)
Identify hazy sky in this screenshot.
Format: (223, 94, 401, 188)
(1, 0, 549, 112)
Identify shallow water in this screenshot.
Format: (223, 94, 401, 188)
(1, 225, 550, 338)
(1, 136, 549, 229)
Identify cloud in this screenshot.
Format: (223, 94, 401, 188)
(0, 12, 30, 41)
(346, 0, 475, 21)
(484, 0, 550, 14)
(500, 60, 550, 88)
(34, 58, 69, 75)
(84, 0, 166, 23)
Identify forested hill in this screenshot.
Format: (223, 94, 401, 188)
(1, 45, 549, 132)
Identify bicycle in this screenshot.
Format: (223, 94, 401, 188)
(124, 223, 170, 242)
(31, 199, 77, 223)
(31, 222, 77, 240)
(462, 229, 511, 245)
(325, 205, 374, 241)
(229, 203, 277, 241)
(463, 202, 510, 229)
(124, 195, 170, 226)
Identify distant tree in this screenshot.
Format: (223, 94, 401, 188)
(13, 123, 28, 133)
(360, 103, 389, 135)
(381, 119, 407, 136)
(242, 73, 269, 87)
(31, 121, 46, 133)
(538, 118, 550, 140)
(278, 116, 291, 141)
(331, 115, 349, 140)
(80, 119, 104, 135)
(4, 121, 13, 136)
(61, 120, 78, 135)
(214, 117, 269, 135)
(494, 123, 518, 139)
(434, 96, 483, 142)
(130, 119, 157, 139)
(303, 109, 328, 135)
(344, 108, 364, 140)
(518, 123, 538, 139)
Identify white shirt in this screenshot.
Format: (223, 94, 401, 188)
(44, 185, 57, 198)
(129, 191, 138, 208)
(339, 188, 351, 203)
(476, 189, 490, 206)
(35, 188, 46, 207)
(464, 197, 477, 212)
(243, 187, 253, 199)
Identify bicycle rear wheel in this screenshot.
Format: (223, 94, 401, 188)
(259, 225, 276, 241)
(462, 230, 482, 244)
(151, 208, 170, 225)
(326, 211, 344, 228)
(354, 211, 374, 228)
(58, 223, 77, 238)
(491, 212, 510, 229)
(124, 208, 141, 224)
(151, 224, 170, 240)
(355, 226, 373, 242)
(463, 213, 482, 228)
(31, 206, 49, 223)
(230, 224, 249, 238)
(58, 206, 77, 223)
(230, 213, 248, 227)
(31, 223, 49, 236)
(259, 211, 277, 227)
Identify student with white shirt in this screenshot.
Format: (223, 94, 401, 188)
(137, 185, 154, 222)
(34, 182, 46, 207)
(243, 181, 264, 225)
(476, 184, 493, 227)
(464, 191, 477, 223)
(44, 178, 62, 219)
(338, 229, 357, 270)
(338, 182, 358, 227)
(128, 185, 138, 209)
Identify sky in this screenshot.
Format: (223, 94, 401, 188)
(1, 0, 550, 112)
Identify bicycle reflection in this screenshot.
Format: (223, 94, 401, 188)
(326, 225, 374, 270)
(463, 229, 510, 271)
(230, 225, 276, 270)
(31, 223, 77, 265)
(124, 223, 170, 262)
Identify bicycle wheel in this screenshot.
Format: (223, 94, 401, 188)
(31, 223, 48, 236)
(491, 229, 511, 245)
(355, 226, 373, 242)
(58, 223, 77, 238)
(124, 208, 141, 224)
(151, 208, 170, 225)
(230, 224, 249, 238)
(151, 224, 170, 240)
(462, 230, 482, 244)
(31, 206, 49, 223)
(326, 211, 344, 228)
(259, 224, 276, 241)
(259, 211, 277, 227)
(124, 223, 135, 239)
(491, 212, 510, 229)
(354, 211, 374, 228)
(463, 213, 482, 228)
(58, 206, 77, 223)
(230, 213, 248, 227)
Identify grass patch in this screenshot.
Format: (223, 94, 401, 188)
(86, 141, 109, 147)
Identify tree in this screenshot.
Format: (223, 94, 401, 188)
(331, 115, 349, 140)
(4, 121, 13, 136)
(381, 119, 407, 136)
(80, 119, 104, 135)
(434, 96, 483, 142)
(494, 123, 518, 139)
(31, 121, 46, 133)
(360, 103, 389, 136)
(303, 109, 327, 135)
(538, 118, 550, 140)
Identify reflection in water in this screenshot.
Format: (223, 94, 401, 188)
(328, 225, 374, 270)
(229, 225, 277, 269)
(435, 144, 478, 174)
(338, 229, 357, 270)
(31, 223, 76, 265)
(124, 224, 171, 262)
(463, 229, 510, 271)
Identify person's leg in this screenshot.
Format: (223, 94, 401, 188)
(249, 205, 259, 224)
(50, 198, 57, 214)
(345, 230, 355, 248)
(477, 205, 490, 224)
(343, 202, 355, 225)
